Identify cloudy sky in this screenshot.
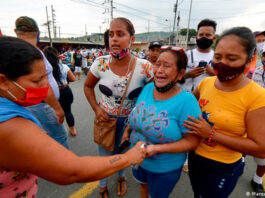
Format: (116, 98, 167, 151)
(1, 0, 265, 38)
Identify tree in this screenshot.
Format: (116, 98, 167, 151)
(179, 28, 197, 40)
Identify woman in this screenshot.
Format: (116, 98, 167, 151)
(84, 17, 153, 197)
(0, 36, 146, 198)
(122, 46, 201, 198)
(183, 27, 265, 198)
(44, 46, 77, 136)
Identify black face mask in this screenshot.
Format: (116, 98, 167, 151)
(196, 37, 213, 50)
(154, 75, 178, 93)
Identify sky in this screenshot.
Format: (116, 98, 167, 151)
(1, 0, 265, 38)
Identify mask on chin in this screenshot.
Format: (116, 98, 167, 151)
(154, 74, 179, 93)
(110, 48, 130, 60)
(196, 37, 213, 50)
(213, 62, 245, 82)
(7, 81, 49, 106)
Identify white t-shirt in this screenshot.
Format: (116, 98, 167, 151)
(90, 55, 153, 117)
(81, 49, 88, 59)
(252, 65, 265, 88)
(58, 63, 70, 86)
(181, 48, 214, 92)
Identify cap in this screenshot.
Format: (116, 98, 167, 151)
(149, 41, 161, 49)
(15, 16, 39, 32)
(254, 31, 265, 37)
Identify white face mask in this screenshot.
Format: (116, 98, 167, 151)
(257, 42, 265, 53)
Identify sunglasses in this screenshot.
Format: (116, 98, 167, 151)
(160, 45, 185, 52)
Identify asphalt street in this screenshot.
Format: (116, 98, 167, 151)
(37, 73, 259, 198)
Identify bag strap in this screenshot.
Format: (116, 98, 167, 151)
(117, 57, 137, 116)
(191, 49, 194, 64)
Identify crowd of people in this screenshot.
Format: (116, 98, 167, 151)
(0, 15, 265, 198)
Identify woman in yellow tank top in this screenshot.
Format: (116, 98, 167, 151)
(183, 27, 265, 198)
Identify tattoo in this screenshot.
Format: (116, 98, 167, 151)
(109, 156, 122, 164)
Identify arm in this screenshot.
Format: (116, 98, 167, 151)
(83, 71, 109, 121)
(146, 134, 199, 157)
(44, 84, 65, 124)
(0, 118, 146, 185)
(183, 108, 265, 158)
(67, 69, 76, 82)
(183, 67, 205, 80)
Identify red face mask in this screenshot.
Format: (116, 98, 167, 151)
(213, 62, 245, 82)
(7, 81, 49, 107)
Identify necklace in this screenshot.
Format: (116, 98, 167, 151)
(110, 55, 133, 77)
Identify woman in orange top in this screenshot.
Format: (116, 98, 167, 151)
(183, 27, 265, 198)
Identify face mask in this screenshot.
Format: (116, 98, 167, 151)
(110, 48, 130, 60)
(154, 74, 178, 93)
(257, 42, 265, 53)
(196, 37, 213, 50)
(213, 62, 245, 82)
(7, 81, 49, 107)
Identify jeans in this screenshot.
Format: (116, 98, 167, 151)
(188, 151, 245, 198)
(98, 115, 127, 188)
(59, 86, 75, 127)
(132, 166, 182, 198)
(26, 103, 69, 149)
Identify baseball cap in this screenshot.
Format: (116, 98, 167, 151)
(15, 16, 39, 32)
(254, 31, 265, 37)
(149, 41, 161, 49)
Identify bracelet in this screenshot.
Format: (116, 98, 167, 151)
(208, 128, 216, 143)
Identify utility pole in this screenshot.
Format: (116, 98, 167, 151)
(186, 0, 193, 49)
(51, 5, 56, 38)
(58, 26, 61, 38)
(85, 24, 87, 36)
(99, 26, 102, 33)
(172, 0, 179, 45)
(147, 20, 150, 42)
(45, 6, 52, 46)
(110, 0, 113, 21)
(176, 12, 180, 45)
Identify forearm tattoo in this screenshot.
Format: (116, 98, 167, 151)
(109, 156, 122, 164)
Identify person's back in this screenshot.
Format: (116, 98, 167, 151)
(14, 16, 69, 148)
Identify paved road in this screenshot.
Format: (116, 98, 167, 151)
(37, 74, 258, 198)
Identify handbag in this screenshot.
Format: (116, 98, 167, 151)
(93, 57, 136, 151)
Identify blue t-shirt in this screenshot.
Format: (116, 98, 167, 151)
(128, 83, 201, 173)
(0, 97, 41, 128)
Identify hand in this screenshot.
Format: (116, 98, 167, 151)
(205, 64, 216, 76)
(186, 67, 205, 79)
(95, 107, 109, 122)
(125, 141, 146, 165)
(121, 127, 131, 144)
(183, 115, 212, 138)
(146, 144, 158, 157)
(55, 107, 65, 124)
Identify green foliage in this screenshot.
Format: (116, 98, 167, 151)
(180, 28, 197, 40)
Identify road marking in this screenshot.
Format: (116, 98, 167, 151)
(69, 181, 99, 198)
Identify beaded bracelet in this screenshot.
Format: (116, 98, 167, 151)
(208, 128, 216, 143)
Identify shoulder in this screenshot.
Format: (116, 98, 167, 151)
(196, 76, 216, 92)
(135, 57, 151, 65)
(249, 81, 265, 95)
(200, 76, 216, 86)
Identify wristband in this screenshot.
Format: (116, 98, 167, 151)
(208, 128, 216, 143)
